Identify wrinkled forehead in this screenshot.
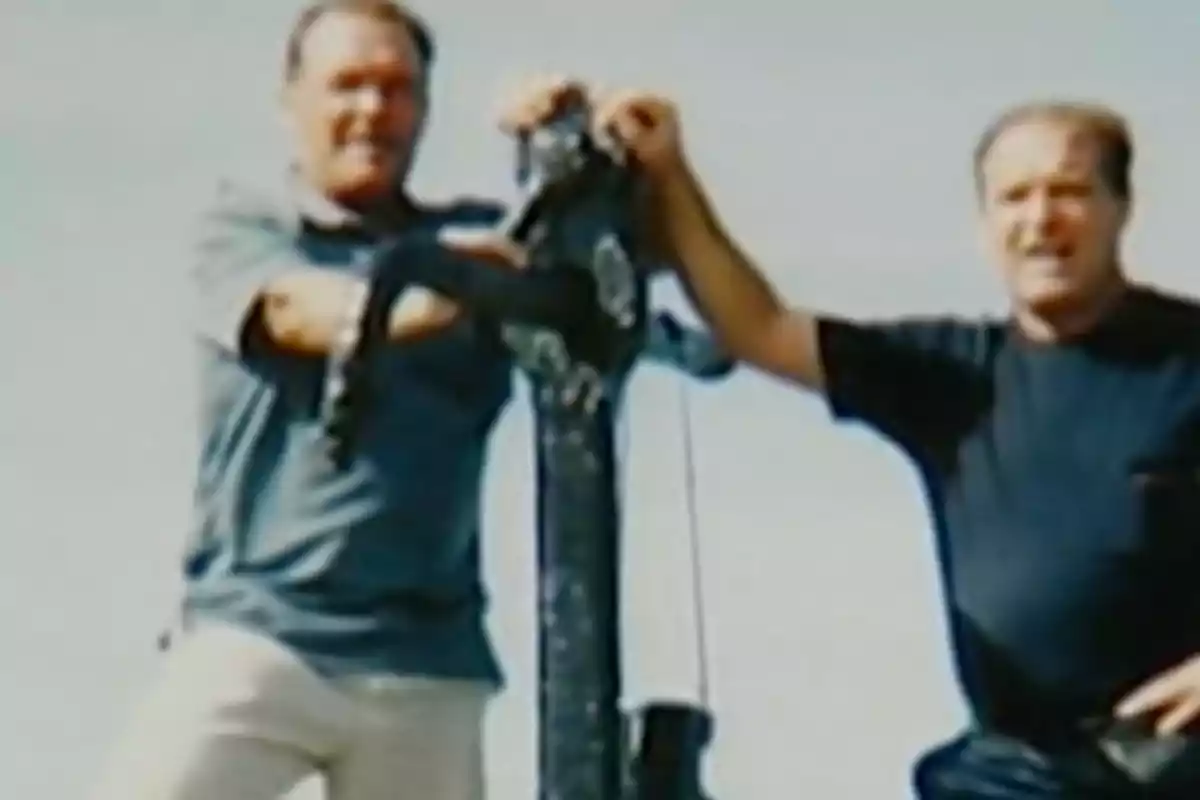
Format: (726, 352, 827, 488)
(981, 117, 1103, 188)
(294, 10, 423, 80)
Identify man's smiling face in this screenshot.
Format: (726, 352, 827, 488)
(284, 8, 428, 207)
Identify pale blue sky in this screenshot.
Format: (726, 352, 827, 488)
(3, 1, 1198, 797)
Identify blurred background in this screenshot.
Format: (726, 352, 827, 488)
(3, 1, 1198, 796)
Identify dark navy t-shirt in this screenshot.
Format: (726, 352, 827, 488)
(818, 286, 1200, 735)
(182, 176, 513, 684)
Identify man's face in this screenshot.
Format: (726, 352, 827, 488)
(977, 117, 1128, 317)
(284, 11, 427, 205)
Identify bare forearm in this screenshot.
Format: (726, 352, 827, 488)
(654, 168, 784, 332)
(258, 269, 458, 356)
(652, 166, 824, 387)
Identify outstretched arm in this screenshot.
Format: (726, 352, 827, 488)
(249, 269, 457, 357)
(191, 184, 468, 358)
(193, 182, 597, 359)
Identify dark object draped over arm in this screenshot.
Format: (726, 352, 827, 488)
(372, 232, 599, 331)
(323, 95, 725, 800)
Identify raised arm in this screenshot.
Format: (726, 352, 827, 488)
(650, 166, 825, 390)
(497, 79, 997, 452)
(580, 84, 999, 459)
(497, 80, 824, 389)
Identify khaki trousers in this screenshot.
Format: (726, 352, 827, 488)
(88, 621, 493, 800)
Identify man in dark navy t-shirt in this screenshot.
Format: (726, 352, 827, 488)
(500, 81, 1200, 796)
